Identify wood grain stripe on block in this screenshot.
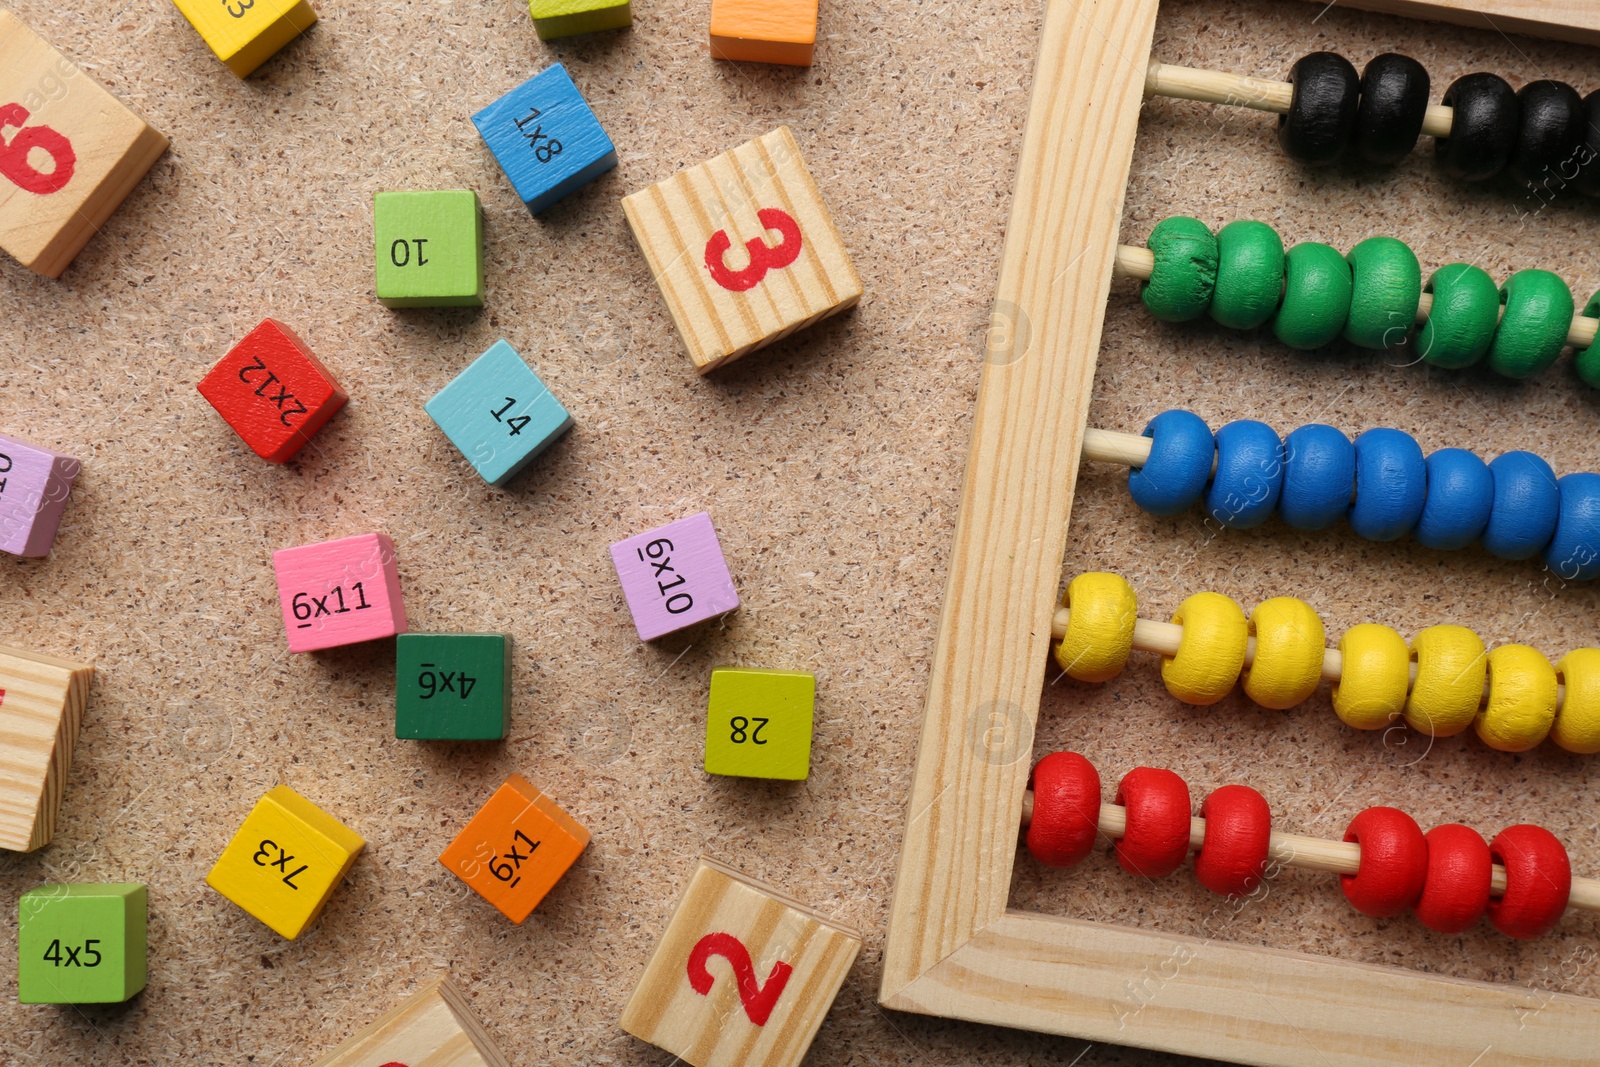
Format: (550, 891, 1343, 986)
(310, 976, 511, 1067)
(0, 644, 93, 852)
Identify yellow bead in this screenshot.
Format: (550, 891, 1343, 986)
(1054, 573, 1137, 683)
(1404, 625, 1485, 736)
(1552, 649, 1600, 754)
(1242, 597, 1325, 710)
(1331, 623, 1409, 730)
(1160, 592, 1247, 705)
(1477, 645, 1558, 752)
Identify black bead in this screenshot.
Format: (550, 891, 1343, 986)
(1355, 53, 1431, 164)
(1510, 80, 1585, 191)
(1576, 90, 1600, 198)
(1436, 72, 1518, 181)
(1278, 52, 1360, 167)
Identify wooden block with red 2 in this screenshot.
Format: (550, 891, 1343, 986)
(438, 773, 589, 923)
(197, 319, 347, 463)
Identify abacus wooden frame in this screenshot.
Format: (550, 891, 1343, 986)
(878, 2, 1600, 1065)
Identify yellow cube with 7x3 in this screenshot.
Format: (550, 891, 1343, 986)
(704, 668, 814, 780)
(170, 0, 317, 77)
(205, 785, 364, 939)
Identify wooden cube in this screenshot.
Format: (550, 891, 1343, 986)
(310, 976, 510, 1067)
(169, 0, 317, 76)
(0, 433, 79, 557)
(472, 64, 616, 214)
(17, 883, 146, 1004)
(0, 644, 93, 853)
(704, 668, 814, 780)
(438, 773, 588, 923)
(620, 858, 861, 1067)
(423, 340, 573, 486)
(374, 190, 484, 308)
(396, 633, 511, 741)
(272, 533, 407, 653)
(710, 0, 817, 66)
(529, 0, 631, 40)
(609, 512, 739, 641)
(0, 11, 168, 278)
(622, 126, 861, 373)
(196, 319, 348, 464)
(205, 785, 364, 939)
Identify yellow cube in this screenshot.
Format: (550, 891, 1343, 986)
(169, 0, 317, 77)
(704, 668, 815, 780)
(205, 785, 364, 939)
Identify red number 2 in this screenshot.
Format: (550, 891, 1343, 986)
(703, 208, 802, 292)
(686, 931, 792, 1026)
(0, 103, 76, 195)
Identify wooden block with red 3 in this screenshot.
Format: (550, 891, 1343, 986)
(197, 319, 348, 463)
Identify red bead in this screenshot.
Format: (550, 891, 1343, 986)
(1114, 767, 1192, 878)
(1488, 824, 1571, 940)
(1026, 752, 1101, 868)
(197, 319, 348, 463)
(1340, 806, 1427, 917)
(1194, 784, 1271, 897)
(1414, 824, 1492, 934)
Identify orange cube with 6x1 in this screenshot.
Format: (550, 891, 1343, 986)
(439, 774, 589, 923)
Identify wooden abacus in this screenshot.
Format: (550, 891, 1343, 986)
(879, 3, 1600, 1065)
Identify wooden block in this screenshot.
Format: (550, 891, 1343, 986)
(709, 0, 817, 66)
(423, 340, 573, 487)
(704, 667, 813, 780)
(609, 512, 739, 641)
(17, 883, 146, 1004)
(471, 64, 616, 215)
(622, 126, 861, 373)
(620, 857, 861, 1067)
(0, 644, 92, 853)
(205, 784, 364, 939)
(529, 0, 631, 40)
(0, 432, 78, 557)
(374, 190, 484, 309)
(169, 0, 316, 77)
(395, 633, 511, 741)
(272, 532, 407, 653)
(438, 773, 588, 923)
(196, 318, 348, 464)
(0, 10, 168, 278)
(309, 976, 511, 1067)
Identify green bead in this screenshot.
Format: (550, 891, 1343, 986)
(1344, 236, 1421, 349)
(1575, 290, 1600, 388)
(1209, 220, 1285, 330)
(1142, 216, 1217, 322)
(395, 633, 512, 740)
(1488, 269, 1574, 379)
(1417, 263, 1499, 369)
(1273, 242, 1351, 350)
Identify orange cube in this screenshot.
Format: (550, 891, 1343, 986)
(709, 0, 816, 67)
(438, 774, 589, 922)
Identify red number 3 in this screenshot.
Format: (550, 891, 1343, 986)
(704, 208, 802, 293)
(686, 931, 792, 1026)
(0, 103, 76, 195)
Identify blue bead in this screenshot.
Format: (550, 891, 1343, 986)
(1128, 409, 1213, 518)
(1279, 424, 1354, 531)
(1414, 448, 1493, 551)
(472, 64, 618, 214)
(1483, 451, 1560, 560)
(1205, 420, 1284, 529)
(1544, 472, 1600, 580)
(1349, 428, 1426, 541)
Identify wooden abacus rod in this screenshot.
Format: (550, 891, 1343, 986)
(1111, 244, 1600, 351)
(1018, 792, 1600, 913)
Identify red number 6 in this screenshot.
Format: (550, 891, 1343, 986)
(0, 103, 76, 195)
(704, 208, 803, 293)
(686, 931, 792, 1026)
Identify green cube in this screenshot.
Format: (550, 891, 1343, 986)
(529, 0, 631, 39)
(373, 190, 485, 308)
(18, 883, 147, 1004)
(396, 633, 511, 740)
(703, 667, 815, 780)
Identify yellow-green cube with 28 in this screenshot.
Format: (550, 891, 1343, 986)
(704, 667, 815, 780)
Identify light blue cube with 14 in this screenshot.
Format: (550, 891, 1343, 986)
(472, 64, 617, 214)
(425, 340, 573, 486)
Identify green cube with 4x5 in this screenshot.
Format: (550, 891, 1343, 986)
(373, 190, 485, 308)
(396, 632, 512, 740)
(18, 883, 147, 1004)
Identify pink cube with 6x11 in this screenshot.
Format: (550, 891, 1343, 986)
(272, 533, 407, 652)
(610, 512, 739, 641)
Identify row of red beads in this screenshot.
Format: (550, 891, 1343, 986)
(1027, 751, 1573, 940)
